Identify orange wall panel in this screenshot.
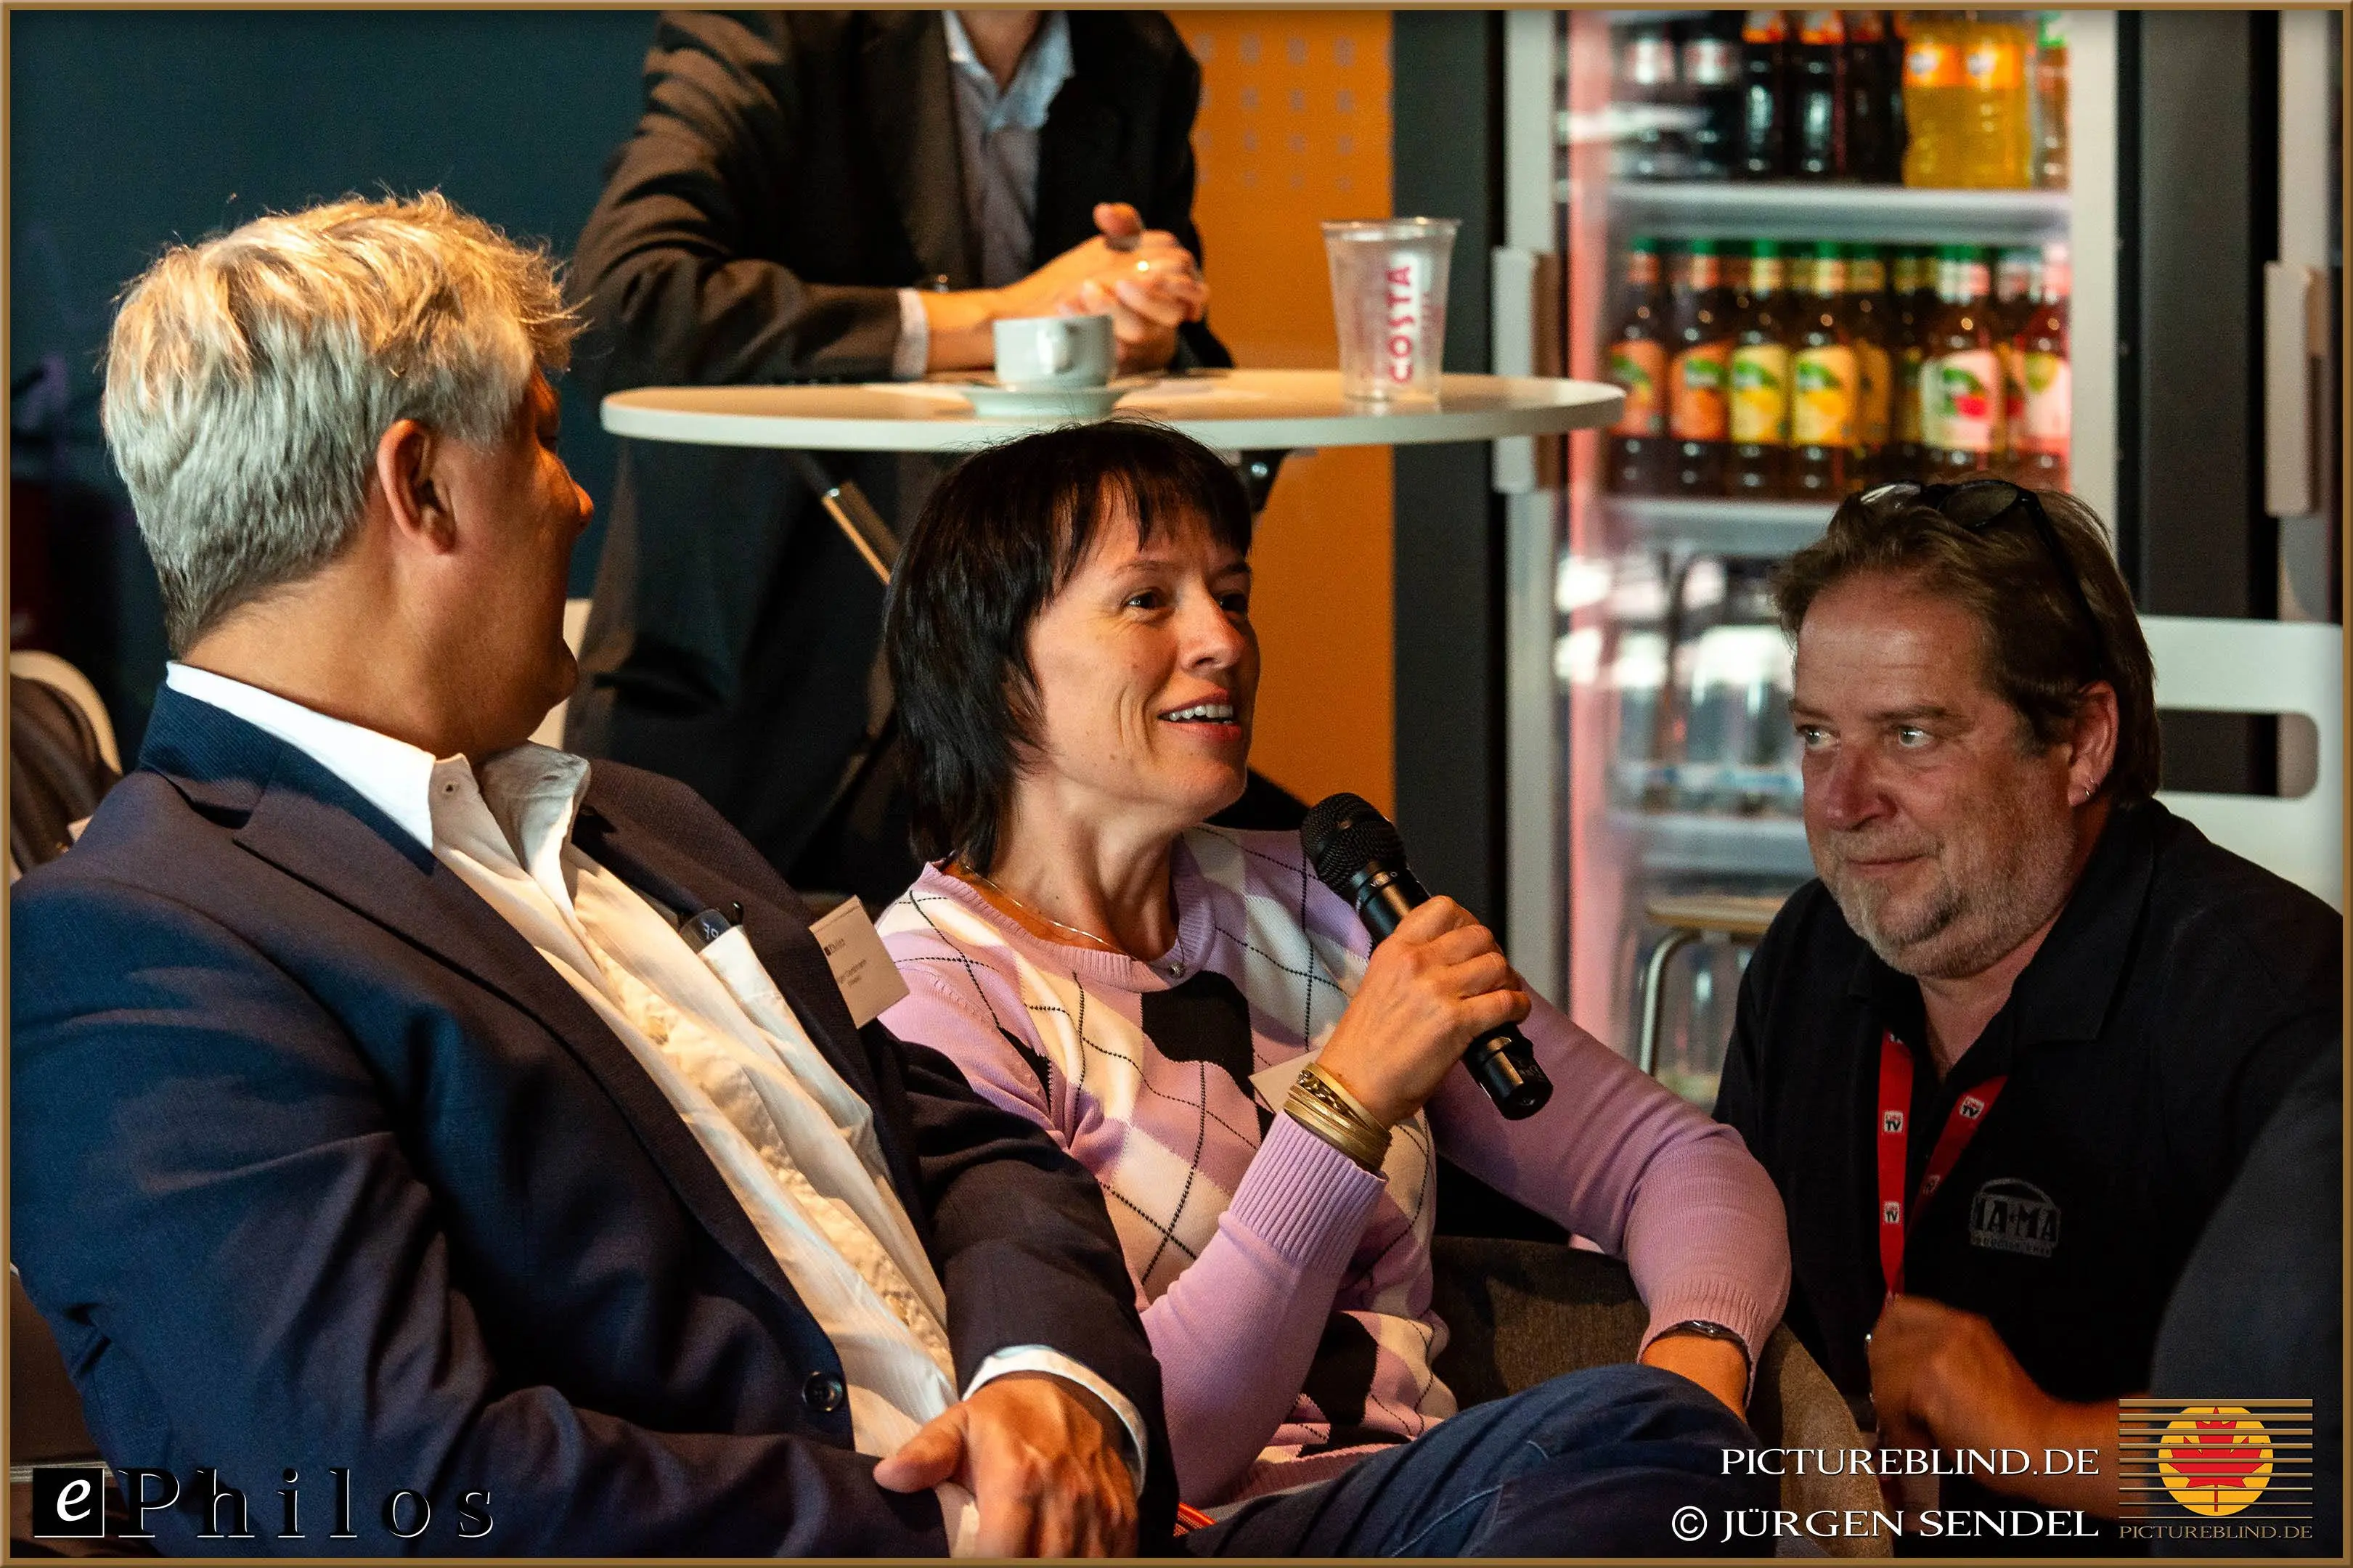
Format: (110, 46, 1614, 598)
(1180, 12, 1395, 818)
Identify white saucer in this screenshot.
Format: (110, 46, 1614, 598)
(954, 383, 1127, 419)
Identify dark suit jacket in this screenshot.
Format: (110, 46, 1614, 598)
(563, 11, 1229, 904)
(9, 687, 1172, 1555)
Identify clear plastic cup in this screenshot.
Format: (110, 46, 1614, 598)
(1323, 218, 1459, 401)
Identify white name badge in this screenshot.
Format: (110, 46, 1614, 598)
(810, 897, 910, 1028)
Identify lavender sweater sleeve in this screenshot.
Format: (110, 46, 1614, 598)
(1422, 992, 1791, 1369)
(883, 970, 1387, 1503)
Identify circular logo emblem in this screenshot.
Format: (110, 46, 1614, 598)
(2158, 1407, 2274, 1516)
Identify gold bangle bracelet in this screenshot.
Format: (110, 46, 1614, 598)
(1284, 1098, 1387, 1173)
(1286, 1064, 1390, 1172)
(1303, 1061, 1385, 1133)
(1284, 1089, 1383, 1169)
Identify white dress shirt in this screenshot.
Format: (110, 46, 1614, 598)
(891, 10, 1077, 377)
(163, 663, 1143, 1551)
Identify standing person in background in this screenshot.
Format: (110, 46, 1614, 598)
(1715, 479, 2340, 1554)
(567, 11, 1225, 911)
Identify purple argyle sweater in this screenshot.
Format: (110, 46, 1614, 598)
(878, 827, 1787, 1506)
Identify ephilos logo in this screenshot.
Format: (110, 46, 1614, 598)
(2120, 1400, 2313, 1529)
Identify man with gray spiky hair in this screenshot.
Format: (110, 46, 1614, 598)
(11, 193, 1172, 1556)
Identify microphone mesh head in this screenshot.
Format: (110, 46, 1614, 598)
(1300, 792, 1410, 893)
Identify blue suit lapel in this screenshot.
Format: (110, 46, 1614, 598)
(136, 689, 811, 1316)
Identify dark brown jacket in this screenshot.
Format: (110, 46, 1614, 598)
(565, 11, 1226, 903)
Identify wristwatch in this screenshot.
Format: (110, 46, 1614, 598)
(1655, 1319, 1752, 1372)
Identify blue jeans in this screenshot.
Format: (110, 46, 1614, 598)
(1178, 1363, 1774, 1556)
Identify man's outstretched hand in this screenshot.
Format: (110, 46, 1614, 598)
(873, 1372, 1138, 1557)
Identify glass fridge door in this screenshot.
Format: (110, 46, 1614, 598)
(1536, 8, 2115, 1102)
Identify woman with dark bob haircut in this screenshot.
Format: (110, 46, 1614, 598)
(876, 420, 1787, 1551)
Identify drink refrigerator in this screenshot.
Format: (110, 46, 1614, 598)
(1489, 10, 2343, 1105)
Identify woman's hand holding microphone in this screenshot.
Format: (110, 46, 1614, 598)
(1313, 897, 1533, 1132)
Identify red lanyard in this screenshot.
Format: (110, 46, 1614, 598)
(1876, 1031, 2006, 1297)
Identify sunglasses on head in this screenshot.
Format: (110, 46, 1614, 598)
(1856, 478, 2106, 665)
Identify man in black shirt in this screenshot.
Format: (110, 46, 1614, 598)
(1714, 481, 2340, 1554)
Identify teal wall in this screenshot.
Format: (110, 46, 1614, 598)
(10, 9, 656, 745)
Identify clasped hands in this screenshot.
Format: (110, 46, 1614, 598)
(873, 1370, 1138, 1556)
(922, 202, 1208, 375)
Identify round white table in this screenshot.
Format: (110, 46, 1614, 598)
(599, 368, 1625, 578)
(603, 368, 1623, 453)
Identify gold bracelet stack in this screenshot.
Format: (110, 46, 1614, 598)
(1284, 1061, 1392, 1174)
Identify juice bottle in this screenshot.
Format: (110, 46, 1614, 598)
(1606, 552, 1673, 808)
(1994, 245, 2035, 332)
(2012, 242, 2071, 489)
(1900, 11, 1962, 187)
(1684, 563, 1795, 814)
(1737, 12, 1792, 179)
(1665, 555, 1730, 810)
(1954, 11, 2031, 188)
(1920, 245, 2002, 478)
(1788, 242, 1859, 499)
(1846, 245, 1894, 482)
(1618, 22, 1689, 181)
(2032, 12, 2070, 189)
(1791, 11, 1848, 179)
(1719, 563, 1803, 814)
(1885, 12, 1914, 183)
(1682, 14, 1747, 181)
(1727, 241, 1794, 498)
(1842, 12, 1897, 183)
(1888, 247, 1933, 481)
(1992, 246, 2036, 476)
(1667, 240, 1738, 494)
(1604, 237, 1671, 494)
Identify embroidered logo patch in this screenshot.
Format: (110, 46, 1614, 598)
(1967, 1177, 2060, 1259)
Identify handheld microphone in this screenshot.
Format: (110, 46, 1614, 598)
(1300, 793, 1554, 1120)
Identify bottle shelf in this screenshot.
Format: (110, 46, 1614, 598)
(1611, 809, 1816, 878)
(1602, 495, 1835, 555)
(1608, 182, 2071, 245)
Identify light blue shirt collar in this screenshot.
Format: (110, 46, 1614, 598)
(940, 10, 1072, 135)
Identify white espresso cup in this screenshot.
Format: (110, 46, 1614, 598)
(992, 314, 1114, 391)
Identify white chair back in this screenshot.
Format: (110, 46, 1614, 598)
(11, 649, 121, 772)
(2142, 614, 2342, 910)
